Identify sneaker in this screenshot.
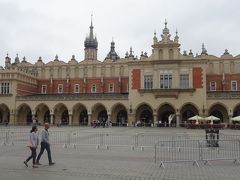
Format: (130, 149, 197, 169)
(35, 162, 42, 165)
(24, 161, 28, 167)
(49, 162, 55, 166)
(32, 165, 38, 168)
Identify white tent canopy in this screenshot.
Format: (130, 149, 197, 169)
(231, 116, 240, 122)
(188, 115, 204, 122)
(204, 115, 220, 121)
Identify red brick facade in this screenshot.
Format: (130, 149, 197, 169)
(38, 77, 129, 94)
(207, 74, 240, 91)
(131, 69, 141, 90)
(17, 81, 38, 96)
(192, 67, 203, 88)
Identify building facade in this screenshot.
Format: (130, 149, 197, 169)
(1, 20, 240, 126)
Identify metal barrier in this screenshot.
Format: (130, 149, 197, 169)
(154, 139, 240, 168)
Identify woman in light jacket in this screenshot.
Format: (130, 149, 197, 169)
(24, 126, 39, 168)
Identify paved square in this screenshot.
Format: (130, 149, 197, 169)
(1, 126, 240, 180)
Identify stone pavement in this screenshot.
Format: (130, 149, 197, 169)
(0, 126, 240, 180)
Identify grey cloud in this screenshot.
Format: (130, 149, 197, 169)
(0, 0, 240, 66)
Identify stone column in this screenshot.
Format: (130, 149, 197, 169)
(50, 114, 54, 125)
(107, 114, 111, 123)
(153, 114, 158, 126)
(228, 114, 233, 124)
(9, 110, 15, 125)
(176, 113, 180, 127)
(88, 114, 92, 126)
(69, 114, 72, 126)
(128, 114, 135, 127)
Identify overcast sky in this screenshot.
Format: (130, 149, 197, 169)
(0, 0, 239, 67)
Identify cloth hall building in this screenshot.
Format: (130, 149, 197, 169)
(1, 20, 240, 126)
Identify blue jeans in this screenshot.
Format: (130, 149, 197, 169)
(36, 142, 52, 163)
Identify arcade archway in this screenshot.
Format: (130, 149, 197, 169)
(158, 104, 176, 126)
(0, 104, 10, 124)
(35, 103, 50, 125)
(180, 103, 199, 123)
(54, 103, 69, 125)
(17, 104, 32, 125)
(111, 103, 128, 126)
(72, 103, 88, 126)
(136, 104, 153, 126)
(92, 103, 108, 124)
(208, 104, 228, 123)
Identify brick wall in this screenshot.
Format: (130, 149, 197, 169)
(207, 74, 240, 91)
(17, 81, 38, 96)
(193, 67, 203, 88)
(131, 69, 141, 90)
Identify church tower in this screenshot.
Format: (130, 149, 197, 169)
(84, 16, 98, 60)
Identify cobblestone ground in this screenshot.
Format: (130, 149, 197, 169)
(0, 126, 240, 180)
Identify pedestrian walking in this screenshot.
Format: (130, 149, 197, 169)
(24, 126, 39, 168)
(36, 123, 55, 166)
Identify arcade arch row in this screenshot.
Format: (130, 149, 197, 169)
(0, 102, 238, 126)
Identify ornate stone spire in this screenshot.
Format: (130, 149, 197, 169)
(22, 56, 27, 63)
(5, 52, 11, 69)
(54, 54, 59, 61)
(223, 49, 229, 55)
(129, 47, 134, 58)
(71, 55, 76, 60)
(162, 19, 169, 35)
(84, 15, 98, 49)
(161, 19, 171, 43)
(37, 56, 43, 62)
(174, 29, 179, 43)
(105, 38, 120, 61)
(84, 15, 98, 60)
(201, 43, 208, 55)
(153, 30, 158, 44)
(15, 53, 20, 63)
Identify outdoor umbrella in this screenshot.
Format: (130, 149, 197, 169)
(231, 116, 240, 122)
(204, 115, 220, 124)
(188, 115, 204, 124)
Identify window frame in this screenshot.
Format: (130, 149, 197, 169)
(91, 84, 96, 93)
(144, 75, 153, 89)
(109, 83, 114, 93)
(74, 84, 80, 93)
(160, 74, 172, 89)
(58, 84, 63, 94)
(210, 81, 216, 91)
(231, 80, 237, 91)
(41, 85, 47, 94)
(180, 74, 189, 89)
